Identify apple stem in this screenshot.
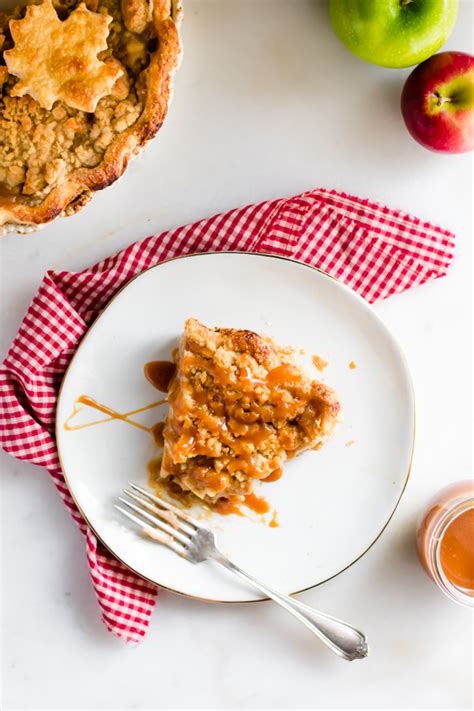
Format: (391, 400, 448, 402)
(400, 0, 413, 6)
(434, 91, 451, 107)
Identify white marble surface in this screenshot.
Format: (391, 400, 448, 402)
(1, 1, 473, 709)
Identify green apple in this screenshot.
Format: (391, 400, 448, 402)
(329, 0, 458, 68)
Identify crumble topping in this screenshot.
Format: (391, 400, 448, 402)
(157, 319, 342, 513)
(312, 354, 329, 371)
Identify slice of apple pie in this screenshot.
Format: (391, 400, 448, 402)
(157, 319, 341, 514)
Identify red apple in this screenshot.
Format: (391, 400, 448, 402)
(401, 51, 474, 153)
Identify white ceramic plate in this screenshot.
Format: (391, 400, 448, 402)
(56, 252, 414, 602)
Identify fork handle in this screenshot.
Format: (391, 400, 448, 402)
(212, 551, 368, 661)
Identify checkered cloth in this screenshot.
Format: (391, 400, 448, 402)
(0, 188, 455, 642)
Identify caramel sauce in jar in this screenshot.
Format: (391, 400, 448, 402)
(417, 480, 474, 606)
(440, 509, 474, 590)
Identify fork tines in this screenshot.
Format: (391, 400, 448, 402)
(115, 482, 200, 556)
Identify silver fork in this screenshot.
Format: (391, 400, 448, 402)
(115, 483, 369, 661)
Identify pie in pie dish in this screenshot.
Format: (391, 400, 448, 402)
(0, 0, 182, 235)
(156, 319, 342, 515)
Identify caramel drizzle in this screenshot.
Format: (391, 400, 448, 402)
(64, 395, 167, 433)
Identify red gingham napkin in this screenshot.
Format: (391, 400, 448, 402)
(0, 188, 455, 642)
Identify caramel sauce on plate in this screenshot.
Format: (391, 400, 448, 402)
(212, 493, 271, 518)
(64, 395, 166, 432)
(144, 361, 176, 393)
(213, 498, 244, 516)
(244, 492, 270, 515)
(147, 455, 163, 479)
(151, 421, 166, 447)
(269, 511, 280, 528)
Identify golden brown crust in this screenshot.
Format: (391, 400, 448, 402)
(5, 1, 124, 112)
(0, 0, 182, 235)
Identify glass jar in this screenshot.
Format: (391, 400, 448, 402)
(416, 480, 474, 607)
